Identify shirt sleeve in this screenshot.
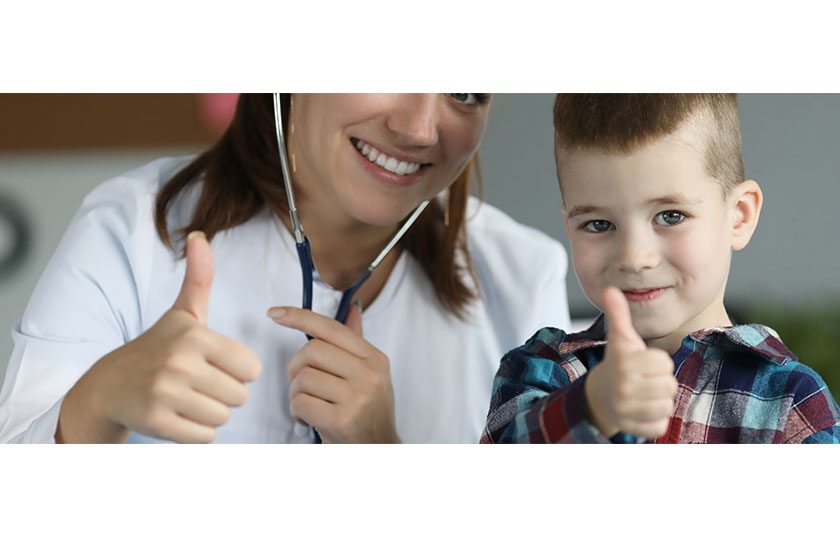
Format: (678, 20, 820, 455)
(799, 425, 840, 443)
(480, 331, 610, 444)
(0, 177, 155, 443)
(526, 241, 571, 333)
(781, 364, 840, 444)
(466, 200, 572, 341)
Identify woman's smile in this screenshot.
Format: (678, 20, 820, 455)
(351, 137, 429, 186)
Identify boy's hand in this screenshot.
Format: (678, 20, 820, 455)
(584, 287, 678, 439)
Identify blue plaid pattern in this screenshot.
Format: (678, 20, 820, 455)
(481, 316, 840, 444)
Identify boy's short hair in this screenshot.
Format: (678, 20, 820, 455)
(553, 94, 744, 195)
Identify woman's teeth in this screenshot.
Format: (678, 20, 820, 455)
(355, 139, 421, 176)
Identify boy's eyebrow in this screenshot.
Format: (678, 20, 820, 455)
(647, 195, 703, 206)
(565, 205, 603, 220)
(565, 195, 703, 220)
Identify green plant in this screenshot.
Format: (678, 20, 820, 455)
(738, 302, 840, 399)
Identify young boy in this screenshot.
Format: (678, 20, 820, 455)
(481, 94, 840, 443)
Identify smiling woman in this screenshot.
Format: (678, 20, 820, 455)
(0, 93, 571, 444)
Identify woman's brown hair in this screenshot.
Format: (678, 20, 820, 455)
(155, 94, 481, 318)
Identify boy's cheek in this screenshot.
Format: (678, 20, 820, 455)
(570, 242, 605, 276)
(669, 236, 721, 273)
(570, 256, 603, 305)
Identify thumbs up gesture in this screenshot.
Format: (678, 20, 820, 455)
(583, 287, 678, 440)
(57, 232, 262, 443)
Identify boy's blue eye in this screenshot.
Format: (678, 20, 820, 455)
(655, 211, 685, 226)
(583, 220, 614, 233)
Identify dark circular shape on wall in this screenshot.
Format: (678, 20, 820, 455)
(0, 191, 32, 282)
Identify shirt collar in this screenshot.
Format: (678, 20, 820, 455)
(558, 315, 796, 365)
(556, 315, 607, 355)
(689, 324, 796, 365)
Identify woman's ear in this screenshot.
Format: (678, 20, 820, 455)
(730, 180, 763, 251)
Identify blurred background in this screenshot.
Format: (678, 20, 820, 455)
(1, 94, 838, 395)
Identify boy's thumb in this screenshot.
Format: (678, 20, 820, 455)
(172, 231, 214, 325)
(344, 300, 364, 336)
(603, 286, 646, 354)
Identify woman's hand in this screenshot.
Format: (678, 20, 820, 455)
(56, 233, 262, 444)
(267, 304, 400, 444)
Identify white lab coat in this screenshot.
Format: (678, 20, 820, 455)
(0, 157, 570, 443)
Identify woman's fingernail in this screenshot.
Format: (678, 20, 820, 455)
(267, 307, 287, 321)
(353, 300, 363, 313)
(187, 230, 206, 241)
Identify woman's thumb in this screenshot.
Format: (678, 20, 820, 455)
(172, 231, 215, 325)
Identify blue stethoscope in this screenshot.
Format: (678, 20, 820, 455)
(272, 94, 429, 441)
(272, 94, 429, 330)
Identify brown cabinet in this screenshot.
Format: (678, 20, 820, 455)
(0, 94, 224, 150)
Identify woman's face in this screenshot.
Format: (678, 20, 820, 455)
(287, 94, 492, 227)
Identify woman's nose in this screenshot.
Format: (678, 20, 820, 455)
(385, 94, 440, 147)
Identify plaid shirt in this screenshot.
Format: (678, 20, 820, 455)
(481, 316, 840, 444)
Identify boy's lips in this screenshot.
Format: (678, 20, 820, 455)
(621, 287, 670, 303)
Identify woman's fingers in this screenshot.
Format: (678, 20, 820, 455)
(203, 330, 262, 383)
(267, 306, 375, 358)
(289, 392, 334, 433)
(285, 338, 362, 381)
(289, 366, 348, 404)
(167, 388, 233, 428)
(97, 313, 258, 443)
(150, 409, 218, 444)
(149, 332, 254, 408)
(179, 348, 253, 407)
(268, 306, 399, 443)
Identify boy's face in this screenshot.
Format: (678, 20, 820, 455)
(558, 132, 758, 354)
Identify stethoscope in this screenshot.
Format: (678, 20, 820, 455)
(272, 93, 429, 330)
(271, 93, 430, 441)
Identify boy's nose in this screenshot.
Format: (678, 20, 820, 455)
(385, 94, 440, 147)
(615, 231, 660, 273)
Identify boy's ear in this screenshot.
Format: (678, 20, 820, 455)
(730, 180, 763, 251)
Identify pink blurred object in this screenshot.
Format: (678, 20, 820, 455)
(197, 93, 239, 133)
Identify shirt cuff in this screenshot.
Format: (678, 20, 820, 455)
(540, 375, 612, 443)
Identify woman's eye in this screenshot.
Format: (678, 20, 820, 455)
(583, 220, 614, 233)
(655, 211, 685, 226)
(447, 93, 488, 105)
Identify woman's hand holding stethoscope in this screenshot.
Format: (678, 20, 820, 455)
(267, 304, 400, 443)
